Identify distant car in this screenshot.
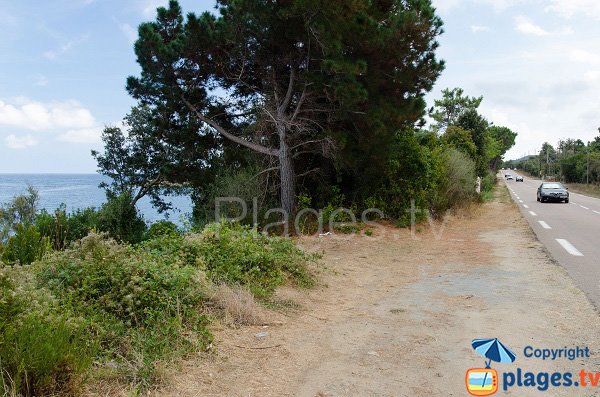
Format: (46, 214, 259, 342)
(515, 176, 524, 182)
(506, 174, 514, 180)
(537, 182, 569, 203)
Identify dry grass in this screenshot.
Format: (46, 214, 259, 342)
(564, 182, 600, 199)
(208, 284, 266, 326)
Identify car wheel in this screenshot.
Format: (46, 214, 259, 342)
(565, 198, 569, 203)
(537, 196, 540, 202)
(541, 197, 545, 203)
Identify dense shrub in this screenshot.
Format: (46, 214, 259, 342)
(142, 222, 317, 297)
(0, 268, 95, 397)
(97, 193, 147, 244)
(36, 232, 210, 385)
(1, 221, 316, 391)
(146, 219, 178, 239)
(0, 187, 39, 243)
(36, 206, 99, 250)
(444, 148, 478, 206)
(1, 224, 49, 265)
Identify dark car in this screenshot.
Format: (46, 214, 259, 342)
(516, 176, 524, 182)
(537, 182, 569, 203)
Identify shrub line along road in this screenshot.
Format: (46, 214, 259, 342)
(504, 173, 600, 307)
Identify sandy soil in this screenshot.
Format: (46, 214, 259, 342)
(144, 186, 600, 396)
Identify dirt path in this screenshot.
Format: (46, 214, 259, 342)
(159, 186, 600, 396)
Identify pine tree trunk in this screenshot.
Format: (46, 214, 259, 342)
(278, 124, 296, 216)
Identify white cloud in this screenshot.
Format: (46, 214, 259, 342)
(57, 127, 103, 144)
(546, 0, 600, 20)
(0, 10, 18, 29)
(119, 23, 137, 43)
(34, 75, 49, 87)
(434, 0, 463, 12)
(43, 34, 88, 60)
(5, 134, 38, 149)
(433, 0, 522, 13)
(514, 16, 550, 36)
(471, 25, 491, 33)
(569, 48, 600, 64)
(142, 0, 168, 16)
(0, 98, 96, 131)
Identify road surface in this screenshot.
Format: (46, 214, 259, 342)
(503, 172, 600, 307)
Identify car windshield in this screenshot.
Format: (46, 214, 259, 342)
(542, 183, 563, 189)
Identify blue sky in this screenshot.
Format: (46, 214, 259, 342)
(0, 0, 599, 173)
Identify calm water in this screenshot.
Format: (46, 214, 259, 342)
(0, 174, 193, 224)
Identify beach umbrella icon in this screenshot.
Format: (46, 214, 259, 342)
(471, 338, 516, 388)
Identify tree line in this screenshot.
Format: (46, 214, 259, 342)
(92, 0, 517, 229)
(508, 131, 600, 184)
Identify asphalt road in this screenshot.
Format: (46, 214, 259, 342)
(503, 172, 600, 308)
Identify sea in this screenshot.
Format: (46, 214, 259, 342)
(0, 174, 193, 224)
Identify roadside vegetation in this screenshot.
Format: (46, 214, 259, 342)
(0, 189, 317, 396)
(1, 0, 519, 395)
(508, 134, 600, 187)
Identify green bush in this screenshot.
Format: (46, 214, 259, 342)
(0, 186, 39, 243)
(0, 268, 95, 397)
(36, 232, 211, 386)
(193, 222, 316, 296)
(1, 224, 49, 265)
(146, 220, 178, 239)
(142, 222, 317, 297)
(427, 148, 477, 215)
(36, 206, 100, 250)
(97, 193, 147, 244)
(445, 148, 478, 207)
(480, 171, 497, 200)
(1, 222, 316, 391)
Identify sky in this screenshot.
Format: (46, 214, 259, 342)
(0, 0, 599, 173)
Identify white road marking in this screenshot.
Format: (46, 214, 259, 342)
(529, 211, 537, 216)
(580, 205, 589, 210)
(523, 204, 529, 209)
(519, 200, 524, 203)
(571, 202, 577, 205)
(538, 221, 552, 229)
(594, 210, 600, 215)
(556, 239, 584, 257)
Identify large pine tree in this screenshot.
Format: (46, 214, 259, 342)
(127, 0, 444, 214)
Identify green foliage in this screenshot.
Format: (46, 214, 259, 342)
(193, 163, 276, 227)
(1, 224, 49, 265)
(443, 126, 477, 158)
(431, 88, 517, 178)
(0, 186, 39, 243)
(27, 223, 314, 387)
(146, 220, 179, 239)
(515, 137, 600, 184)
(36, 232, 211, 385)
(428, 148, 477, 214)
(97, 193, 147, 244)
(35, 206, 99, 250)
(487, 126, 517, 171)
(431, 87, 483, 131)
(92, 106, 181, 214)
(126, 0, 445, 214)
(366, 130, 434, 221)
(0, 267, 96, 397)
(188, 222, 316, 296)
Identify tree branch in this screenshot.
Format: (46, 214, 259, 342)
(296, 167, 320, 178)
(182, 96, 278, 157)
(278, 67, 296, 115)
